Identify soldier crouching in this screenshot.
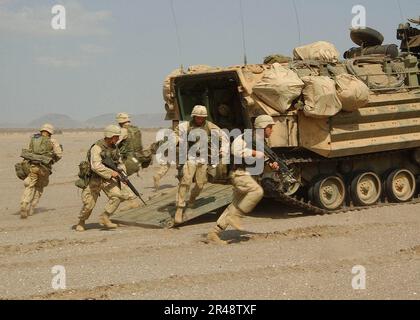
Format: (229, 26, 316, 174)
(75, 125, 127, 232)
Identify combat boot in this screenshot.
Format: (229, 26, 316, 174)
(75, 220, 86, 232)
(174, 207, 184, 225)
(187, 198, 196, 209)
(20, 203, 29, 219)
(99, 213, 118, 229)
(226, 207, 244, 231)
(20, 208, 28, 219)
(207, 226, 228, 245)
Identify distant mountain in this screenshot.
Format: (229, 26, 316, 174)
(84, 114, 115, 128)
(85, 113, 168, 128)
(27, 114, 84, 129)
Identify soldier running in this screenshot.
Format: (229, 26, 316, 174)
(173, 105, 229, 225)
(20, 124, 63, 219)
(207, 115, 280, 244)
(75, 125, 127, 232)
(152, 128, 174, 191)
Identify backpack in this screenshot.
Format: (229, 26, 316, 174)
(119, 125, 143, 157)
(74, 145, 94, 189)
(29, 134, 54, 156)
(15, 160, 30, 180)
(21, 134, 55, 166)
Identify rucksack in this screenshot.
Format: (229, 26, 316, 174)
(75, 145, 94, 190)
(119, 125, 143, 157)
(21, 134, 54, 166)
(15, 160, 30, 180)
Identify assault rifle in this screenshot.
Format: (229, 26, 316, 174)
(252, 140, 300, 194)
(102, 157, 147, 206)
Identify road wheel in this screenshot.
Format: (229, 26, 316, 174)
(351, 172, 382, 206)
(313, 176, 346, 211)
(386, 169, 416, 203)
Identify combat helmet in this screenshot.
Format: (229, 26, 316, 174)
(116, 112, 131, 124)
(40, 123, 55, 135)
(104, 125, 122, 138)
(254, 115, 275, 129)
(191, 105, 208, 118)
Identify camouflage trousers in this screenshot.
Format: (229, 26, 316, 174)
(154, 162, 171, 181)
(120, 183, 138, 201)
(176, 161, 208, 208)
(217, 169, 264, 230)
(78, 176, 127, 221)
(20, 164, 50, 214)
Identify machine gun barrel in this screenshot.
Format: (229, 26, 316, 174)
(102, 157, 147, 206)
(252, 140, 300, 194)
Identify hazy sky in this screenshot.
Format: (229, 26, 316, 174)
(0, 0, 419, 123)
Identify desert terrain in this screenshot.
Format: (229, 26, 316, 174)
(0, 130, 419, 300)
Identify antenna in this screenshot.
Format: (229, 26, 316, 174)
(397, 0, 404, 21)
(292, 0, 302, 46)
(170, 0, 184, 72)
(239, 0, 248, 65)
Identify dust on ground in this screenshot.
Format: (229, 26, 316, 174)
(1, 130, 420, 300)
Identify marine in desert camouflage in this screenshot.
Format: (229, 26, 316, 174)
(19, 124, 63, 219)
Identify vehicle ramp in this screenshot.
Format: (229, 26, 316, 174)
(111, 184, 233, 229)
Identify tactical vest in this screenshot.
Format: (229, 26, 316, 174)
(29, 134, 54, 157)
(232, 134, 259, 170)
(187, 120, 212, 150)
(91, 139, 121, 168)
(119, 125, 143, 158)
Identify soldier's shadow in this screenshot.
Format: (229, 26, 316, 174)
(185, 199, 306, 228)
(147, 184, 176, 191)
(184, 201, 307, 232)
(222, 230, 254, 244)
(248, 199, 306, 220)
(177, 212, 220, 228)
(199, 230, 256, 244)
(71, 223, 120, 232)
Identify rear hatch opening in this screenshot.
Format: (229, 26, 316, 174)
(174, 72, 249, 131)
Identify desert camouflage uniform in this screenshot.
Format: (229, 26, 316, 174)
(20, 138, 62, 217)
(117, 122, 143, 206)
(153, 162, 171, 190)
(174, 121, 229, 209)
(208, 134, 264, 243)
(78, 141, 127, 222)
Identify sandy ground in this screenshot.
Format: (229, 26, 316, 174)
(0, 130, 420, 300)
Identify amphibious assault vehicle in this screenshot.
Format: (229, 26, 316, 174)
(112, 21, 420, 228)
(162, 22, 420, 215)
